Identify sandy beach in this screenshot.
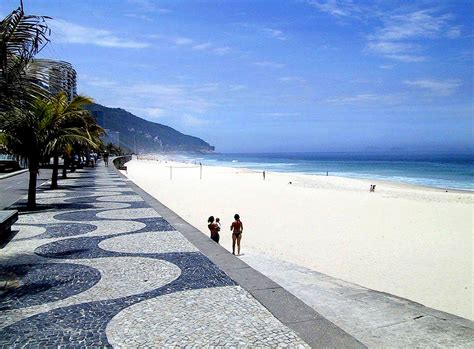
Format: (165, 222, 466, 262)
(124, 157, 473, 320)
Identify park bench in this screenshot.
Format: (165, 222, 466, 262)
(0, 210, 18, 236)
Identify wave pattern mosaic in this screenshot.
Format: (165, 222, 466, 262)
(0, 166, 308, 347)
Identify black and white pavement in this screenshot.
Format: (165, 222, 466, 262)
(0, 165, 315, 347)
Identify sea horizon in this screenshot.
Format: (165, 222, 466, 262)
(156, 151, 474, 192)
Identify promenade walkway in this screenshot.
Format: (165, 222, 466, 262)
(0, 163, 362, 347)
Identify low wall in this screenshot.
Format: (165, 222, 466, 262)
(112, 156, 132, 170)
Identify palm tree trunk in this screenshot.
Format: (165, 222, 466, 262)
(27, 161, 38, 210)
(62, 155, 68, 179)
(71, 155, 76, 173)
(51, 154, 59, 189)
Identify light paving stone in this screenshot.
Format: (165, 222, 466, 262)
(93, 187, 134, 192)
(96, 195, 144, 202)
(89, 202, 131, 210)
(99, 231, 198, 254)
(106, 286, 309, 348)
(10, 225, 46, 239)
(17, 210, 68, 225)
(36, 192, 67, 199)
(96, 207, 161, 220)
(35, 197, 131, 210)
(83, 220, 146, 238)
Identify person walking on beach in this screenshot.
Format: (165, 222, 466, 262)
(230, 214, 243, 255)
(208, 216, 220, 243)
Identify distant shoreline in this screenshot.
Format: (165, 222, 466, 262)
(138, 153, 474, 193)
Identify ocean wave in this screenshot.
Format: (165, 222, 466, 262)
(195, 153, 473, 191)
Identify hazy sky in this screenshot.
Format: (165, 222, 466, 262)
(2, 0, 473, 153)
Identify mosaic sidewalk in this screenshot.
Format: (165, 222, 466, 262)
(0, 165, 309, 347)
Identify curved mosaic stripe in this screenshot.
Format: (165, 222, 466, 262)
(17, 203, 133, 225)
(29, 219, 174, 258)
(0, 257, 181, 329)
(83, 220, 147, 237)
(106, 286, 308, 347)
(52, 206, 130, 222)
(10, 225, 46, 239)
(96, 208, 161, 220)
(36, 196, 129, 207)
(0, 263, 100, 311)
(99, 231, 198, 254)
(0, 253, 235, 347)
(34, 236, 108, 259)
(15, 222, 97, 240)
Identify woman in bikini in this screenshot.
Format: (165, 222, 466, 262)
(208, 216, 220, 243)
(230, 214, 243, 255)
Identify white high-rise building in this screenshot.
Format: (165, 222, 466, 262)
(48, 61, 77, 101)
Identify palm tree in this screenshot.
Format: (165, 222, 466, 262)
(0, 93, 103, 208)
(0, 5, 74, 208)
(45, 92, 103, 188)
(0, 4, 57, 112)
(1, 100, 50, 209)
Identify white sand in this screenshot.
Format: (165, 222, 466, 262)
(124, 158, 473, 320)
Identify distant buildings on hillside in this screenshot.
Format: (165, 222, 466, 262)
(48, 61, 77, 102)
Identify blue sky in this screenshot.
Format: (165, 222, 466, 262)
(2, 0, 473, 153)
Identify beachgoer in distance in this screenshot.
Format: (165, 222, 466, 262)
(263, 171, 266, 180)
(230, 214, 243, 255)
(103, 152, 109, 167)
(208, 216, 220, 243)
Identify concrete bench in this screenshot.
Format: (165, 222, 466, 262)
(0, 210, 18, 236)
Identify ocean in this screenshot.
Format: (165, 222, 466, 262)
(174, 152, 473, 191)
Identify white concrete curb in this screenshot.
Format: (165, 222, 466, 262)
(0, 169, 28, 180)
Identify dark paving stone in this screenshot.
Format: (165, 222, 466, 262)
(53, 209, 110, 222)
(16, 223, 97, 240)
(0, 263, 101, 310)
(134, 217, 176, 232)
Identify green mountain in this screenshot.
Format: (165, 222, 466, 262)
(86, 103, 214, 153)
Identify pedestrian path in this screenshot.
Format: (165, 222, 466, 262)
(241, 253, 474, 348)
(0, 164, 359, 347)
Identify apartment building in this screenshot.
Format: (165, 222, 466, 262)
(49, 61, 77, 102)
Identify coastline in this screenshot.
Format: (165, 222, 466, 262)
(125, 157, 473, 321)
(211, 165, 473, 195)
(140, 153, 473, 193)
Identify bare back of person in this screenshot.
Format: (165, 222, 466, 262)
(231, 220, 242, 235)
(230, 214, 243, 255)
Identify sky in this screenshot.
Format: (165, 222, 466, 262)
(2, 0, 473, 153)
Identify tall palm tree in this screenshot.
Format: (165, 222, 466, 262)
(1, 100, 50, 209)
(0, 5, 72, 209)
(0, 4, 58, 112)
